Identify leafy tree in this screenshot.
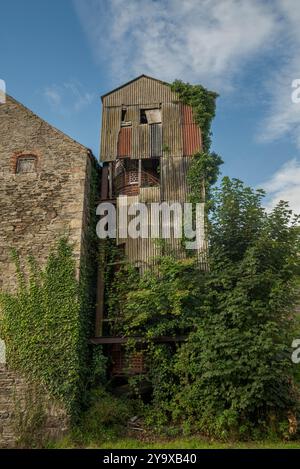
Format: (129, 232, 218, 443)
(173, 178, 300, 438)
(110, 178, 300, 438)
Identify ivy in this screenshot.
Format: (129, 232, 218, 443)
(0, 239, 83, 414)
(170, 79, 218, 152)
(0, 160, 106, 418)
(187, 151, 223, 206)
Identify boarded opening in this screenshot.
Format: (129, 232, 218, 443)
(140, 108, 161, 124)
(16, 155, 37, 174)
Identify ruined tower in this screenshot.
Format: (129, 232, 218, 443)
(99, 74, 204, 267)
(95, 76, 206, 371)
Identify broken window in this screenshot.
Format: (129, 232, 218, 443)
(121, 107, 131, 127)
(140, 109, 148, 124)
(141, 159, 160, 187)
(140, 108, 162, 125)
(16, 155, 37, 174)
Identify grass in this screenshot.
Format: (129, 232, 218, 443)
(51, 436, 300, 449)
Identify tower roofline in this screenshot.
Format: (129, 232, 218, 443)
(101, 74, 170, 101)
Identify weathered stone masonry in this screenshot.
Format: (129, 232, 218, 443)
(0, 96, 97, 290)
(0, 96, 99, 447)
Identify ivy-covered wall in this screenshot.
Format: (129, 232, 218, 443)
(0, 95, 102, 447)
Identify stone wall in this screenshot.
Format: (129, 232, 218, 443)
(0, 95, 97, 292)
(0, 96, 100, 447)
(0, 364, 68, 448)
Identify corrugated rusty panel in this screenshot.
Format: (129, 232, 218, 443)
(116, 192, 207, 270)
(181, 104, 194, 124)
(117, 127, 132, 158)
(181, 104, 202, 156)
(137, 124, 150, 159)
(100, 106, 121, 162)
(182, 123, 202, 156)
(103, 75, 179, 107)
(162, 102, 182, 157)
(160, 156, 192, 202)
(139, 186, 161, 203)
(150, 124, 162, 157)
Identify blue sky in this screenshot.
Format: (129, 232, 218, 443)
(1, 0, 300, 212)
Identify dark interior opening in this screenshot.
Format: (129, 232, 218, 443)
(140, 109, 148, 124)
(141, 158, 160, 187)
(121, 108, 127, 123)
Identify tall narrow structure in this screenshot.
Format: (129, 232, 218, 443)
(100, 75, 203, 268)
(96, 76, 206, 351)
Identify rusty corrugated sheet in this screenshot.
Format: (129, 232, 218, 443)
(103, 75, 179, 107)
(117, 127, 132, 158)
(100, 106, 121, 162)
(181, 104, 202, 156)
(162, 102, 182, 157)
(100, 75, 207, 274)
(137, 124, 150, 158)
(150, 124, 162, 157)
(160, 156, 192, 202)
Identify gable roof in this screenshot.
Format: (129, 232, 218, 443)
(5, 95, 96, 161)
(101, 74, 170, 101)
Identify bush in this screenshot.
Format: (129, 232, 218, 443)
(72, 388, 134, 444)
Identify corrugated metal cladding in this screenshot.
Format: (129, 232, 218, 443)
(116, 196, 161, 272)
(160, 156, 192, 203)
(100, 75, 207, 270)
(101, 106, 120, 161)
(117, 127, 132, 158)
(181, 104, 202, 156)
(150, 124, 162, 157)
(101, 76, 183, 162)
(115, 118, 163, 159)
(162, 102, 183, 157)
(103, 75, 179, 106)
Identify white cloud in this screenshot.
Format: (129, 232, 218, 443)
(73, 0, 300, 149)
(73, 0, 278, 90)
(44, 81, 95, 115)
(260, 158, 300, 214)
(44, 87, 62, 108)
(257, 0, 300, 147)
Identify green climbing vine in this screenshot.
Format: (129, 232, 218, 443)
(0, 239, 83, 414)
(187, 151, 223, 206)
(0, 158, 106, 417)
(170, 79, 218, 152)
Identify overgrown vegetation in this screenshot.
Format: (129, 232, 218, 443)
(97, 81, 300, 440)
(2, 79, 300, 446)
(106, 178, 300, 439)
(170, 80, 218, 151)
(0, 239, 85, 414)
(0, 159, 105, 421)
